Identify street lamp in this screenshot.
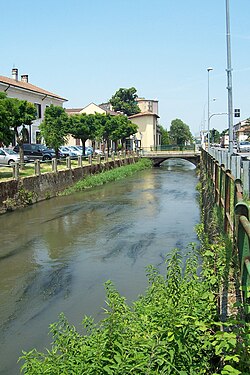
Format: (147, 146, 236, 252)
(225, 0, 233, 155)
(207, 67, 213, 150)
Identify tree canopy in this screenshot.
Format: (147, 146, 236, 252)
(40, 105, 69, 157)
(169, 119, 193, 145)
(109, 87, 141, 116)
(159, 125, 170, 145)
(0, 92, 14, 147)
(69, 113, 97, 155)
(0, 93, 37, 165)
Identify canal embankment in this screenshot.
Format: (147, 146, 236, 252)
(0, 154, 140, 214)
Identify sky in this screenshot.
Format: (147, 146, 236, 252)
(1, 0, 250, 136)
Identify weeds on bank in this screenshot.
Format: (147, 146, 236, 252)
(62, 158, 153, 195)
(19, 240, 250, 374)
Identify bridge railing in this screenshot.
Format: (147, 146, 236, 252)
(141, 144, 197, 154)
(202, 149, 250, 315)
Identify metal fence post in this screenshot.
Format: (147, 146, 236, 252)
(231, 155, 241, 180)
(242, 161, 250, 198)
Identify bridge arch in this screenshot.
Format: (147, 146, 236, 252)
(143, 155, 200, 167)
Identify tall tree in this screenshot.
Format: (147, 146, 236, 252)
(109, 87, 141, 116)
(210, 128, 220, 144)
(0, 93, 37, 165)
(110, 115, 138, 151)
(0, 92, 14, 147)
(169, 118, 193, 145)
(69, 113, 97, 155)
(95, 113, 116, 155)
(159, 125, 170, 145)
(40, 105, 69, 158)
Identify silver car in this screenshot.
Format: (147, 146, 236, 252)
(0, 148, 25, 165)
(237, 141, 250, 153)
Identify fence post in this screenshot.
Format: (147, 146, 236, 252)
(34, 160, 41, 176)
(235, 203, 250, 316)
(231, 155, 241, 180)
(78, 155, 82, 167)
(224, 171, 231, 233)
(52, 158, 57, 173)
(242, 161, 250, 198)
(88, 154, 92, 165)
(227, 152, 230, 170)
(12, 162, 19, 180)
(214, 161, 219, 204)
(97, 154, 101, 164)
(111, 152, 115, 161)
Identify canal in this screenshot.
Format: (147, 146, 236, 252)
(0, 159, 200, 375)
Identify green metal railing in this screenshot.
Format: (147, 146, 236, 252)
(202, 149, 250, 315)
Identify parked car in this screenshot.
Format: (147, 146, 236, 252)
(85, 147, 93, 156)
(59, 146, 78, 158)
(13, 143, 56, 161)
(94, 149, 104, 156)
(67, 146, 82, 156)
(0, 148, 28, 165)
(237, 141, 250, 153)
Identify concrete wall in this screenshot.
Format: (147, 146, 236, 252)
(0, 157, 138, 214)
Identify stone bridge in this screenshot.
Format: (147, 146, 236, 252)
(141, 150, 201, 167)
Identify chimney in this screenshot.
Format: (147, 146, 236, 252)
(12, 68, 18, 81)
(21, 74, 28, 83)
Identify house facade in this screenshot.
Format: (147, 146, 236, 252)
(97, 98, 162, 150)
(65, 97, 162, 150)
(234, 119, 250, 143)
(0, 68, 67, 144)
(128, 97, 161, 150)
(128, 112, 161, 150)
(65, 102, 119, 147)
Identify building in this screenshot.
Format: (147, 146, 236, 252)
(97, 98, 162, 150)
(128, 98, 161, 150)
(65, 97, 162, 150)
(0, 68, 67, 144)
(234, 119, 250, 143)
(65, 102, 119, 147)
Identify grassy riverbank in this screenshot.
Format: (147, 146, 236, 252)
(62, 158, 153, 195)
(19, 159, 250, 374)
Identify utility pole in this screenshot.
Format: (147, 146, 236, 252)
(207, 67, 213, 150)
(226, 0, 234, 155)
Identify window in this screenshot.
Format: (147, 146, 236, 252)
(34, 103, 42, 119)
(148, 101, 153, 112)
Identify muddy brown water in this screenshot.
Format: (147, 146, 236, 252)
(0, 159, 200, 374)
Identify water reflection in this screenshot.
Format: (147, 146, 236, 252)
(0, 159, 200, 375)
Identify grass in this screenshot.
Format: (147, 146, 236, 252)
(0, 158, 95, 182)
(61, 158, 153, 195)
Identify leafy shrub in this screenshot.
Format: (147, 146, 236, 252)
(19, 250, 221, 374)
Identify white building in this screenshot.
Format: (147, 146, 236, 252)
(0, 68, 67, 144)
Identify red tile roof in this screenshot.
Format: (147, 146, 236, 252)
(0, 75, 67, 101)
(65, 108, 84, 114)
(129, 111, 159, 119)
